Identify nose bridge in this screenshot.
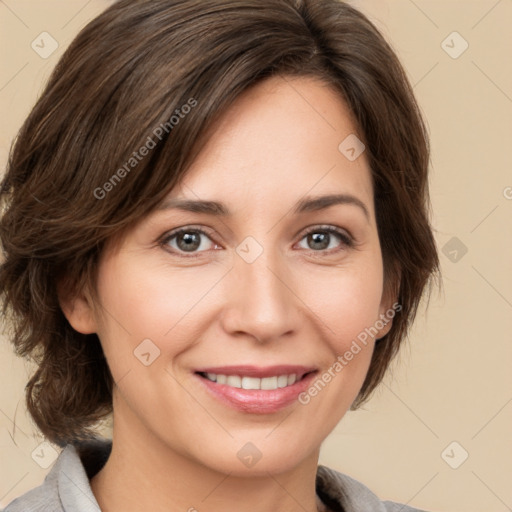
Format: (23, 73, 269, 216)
(222, 237, 301, 342)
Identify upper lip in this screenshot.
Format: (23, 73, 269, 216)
(194, 365, 317, 380)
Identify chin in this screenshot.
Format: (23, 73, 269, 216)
(186, 432, 320, 478)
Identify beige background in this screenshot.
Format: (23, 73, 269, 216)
(0, 1, 511, 511)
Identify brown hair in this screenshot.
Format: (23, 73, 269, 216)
(0, 0, 439, 447)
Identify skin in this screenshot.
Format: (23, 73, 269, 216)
(60, 75, 396, 512)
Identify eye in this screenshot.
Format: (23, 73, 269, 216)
(159, 224, 354, 258)
(296, 225, 353, 253)
(160, 227, 219, 257)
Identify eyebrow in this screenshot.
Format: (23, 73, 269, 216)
(158, 193, 370, 221)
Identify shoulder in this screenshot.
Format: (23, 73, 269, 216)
(2, 439, 110, 512)
(2, 448, 64, 512)
(316, 465, 429, 512)
(2, 486, 61, 512)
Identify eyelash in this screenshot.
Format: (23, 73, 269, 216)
(159, 224, 354, 259)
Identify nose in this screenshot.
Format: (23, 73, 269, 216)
(219, 245, 304, 344)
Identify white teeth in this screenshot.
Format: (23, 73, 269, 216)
(260, 376, 277, 390)
(202, 372, 302, 390)
(242, 376, 260, 390)
(226, 375, 242, 388)
(277, 375, 289, 388)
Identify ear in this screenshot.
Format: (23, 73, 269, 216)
(376, 271, 401, 339)
(57, 277, 98, 334)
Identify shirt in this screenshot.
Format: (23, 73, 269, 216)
(2, 438, 428, 512)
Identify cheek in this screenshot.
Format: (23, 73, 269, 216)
(289, 265, 385, 446)
(92, 256, 225, 364)
(298, 260, 385, 411)
(302, 259, 385, 351)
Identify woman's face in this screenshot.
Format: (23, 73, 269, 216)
(67, 75, 394, 475)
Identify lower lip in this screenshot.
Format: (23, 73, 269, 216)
(194, 372, 318, 414)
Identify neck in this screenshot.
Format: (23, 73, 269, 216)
(90, 398, 325, 512)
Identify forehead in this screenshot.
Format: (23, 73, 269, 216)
(168, 75, 374, 219)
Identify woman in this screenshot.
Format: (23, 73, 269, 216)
(0, 1, 439, 511)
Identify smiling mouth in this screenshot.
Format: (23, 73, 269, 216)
(194, 366, 319, 413)
(195, 371, 316, 391)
